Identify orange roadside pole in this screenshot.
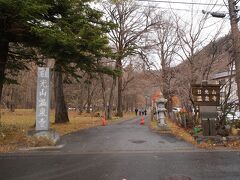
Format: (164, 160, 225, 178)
(140, 117, 144, 125)
(102, 115, 107, 126)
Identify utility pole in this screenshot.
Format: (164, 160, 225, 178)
(228, 0, 240, 108)
(203, 1, 240, 107)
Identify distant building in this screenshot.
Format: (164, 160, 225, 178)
(211, 70, 238, 105)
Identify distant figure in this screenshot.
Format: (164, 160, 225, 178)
(139, 108, 144, 116)
(135, 108, 138, 116)
(139, 110, 142, 116)
(144, 109, 147, 116)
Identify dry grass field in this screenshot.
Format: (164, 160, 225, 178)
(0, 109, 134, 153)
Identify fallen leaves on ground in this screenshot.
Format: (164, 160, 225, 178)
(165, 118, 197, 145)
(151, 118, 217, 149)
(0, 123, 27, 153)
(223, 140, 240, 149)
(26, 136, 55, 147)
(150, 119, 158, 130)
(166, 118, 240, 149)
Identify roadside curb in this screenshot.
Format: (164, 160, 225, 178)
(18, 144, 65, 151)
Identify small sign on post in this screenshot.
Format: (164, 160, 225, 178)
(191, 84, 220, 106)
(36, 67, 50, 131)
(191, 83, 220, 136)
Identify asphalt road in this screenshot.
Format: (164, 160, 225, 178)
(0, 116, 240, 180)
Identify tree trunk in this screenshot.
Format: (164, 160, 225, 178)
(228, 0, 240, 108)
(162, 69, 168, 98)
(54, 63, 69, 123)
(86, 82, 91, 113)
(100, 73, 107, 117)
(10, 86, 15, 112)
(161, 57, 171, 112)
(107, 76, 116, 120)
(125, 96, 129, 112)
(116, 59, 123, 117)
(0, 38, 8, 102)
(76, 92, 84, 115)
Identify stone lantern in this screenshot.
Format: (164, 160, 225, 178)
(156, 98, 168, 128)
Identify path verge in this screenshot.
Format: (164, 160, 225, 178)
(0, 110, 135, 153)
(150, 118, 240, 150)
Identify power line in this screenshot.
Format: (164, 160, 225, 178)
(136, 0, 226, 6)
(137, 4, 228, 13)
(138, 5, 203, 12)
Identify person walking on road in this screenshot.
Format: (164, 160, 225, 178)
(144, 109, 147, 116)
(135, 108, 138, 116)
(139, 109, 142, 116)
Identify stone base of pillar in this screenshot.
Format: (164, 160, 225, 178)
(28, 129, 60, 145)
(158, 123, 170, 131)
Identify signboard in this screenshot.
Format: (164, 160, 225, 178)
(200, 106, 218, 119)
(191, 84, 220, 106)
(36, 67, 50, 131)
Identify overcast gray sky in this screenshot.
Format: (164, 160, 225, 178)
(137, 0, 230, 39)
(96, 0, 235, 69)
(135, 0, 232, 68)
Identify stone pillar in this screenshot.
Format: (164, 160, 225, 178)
(36, 67, 50, 131)
(156, 98, 168, 128)
(29, 67, 60, 144)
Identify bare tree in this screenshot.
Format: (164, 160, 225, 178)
(2, 63, 37, 110)
(219, 62, 237, 125)
(146, 13, 180, 111)
(96, 58, 117, 119)
(102, 0, 157, 117)
(172, 7, 226, 118)
(65, 82, 87, 114)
